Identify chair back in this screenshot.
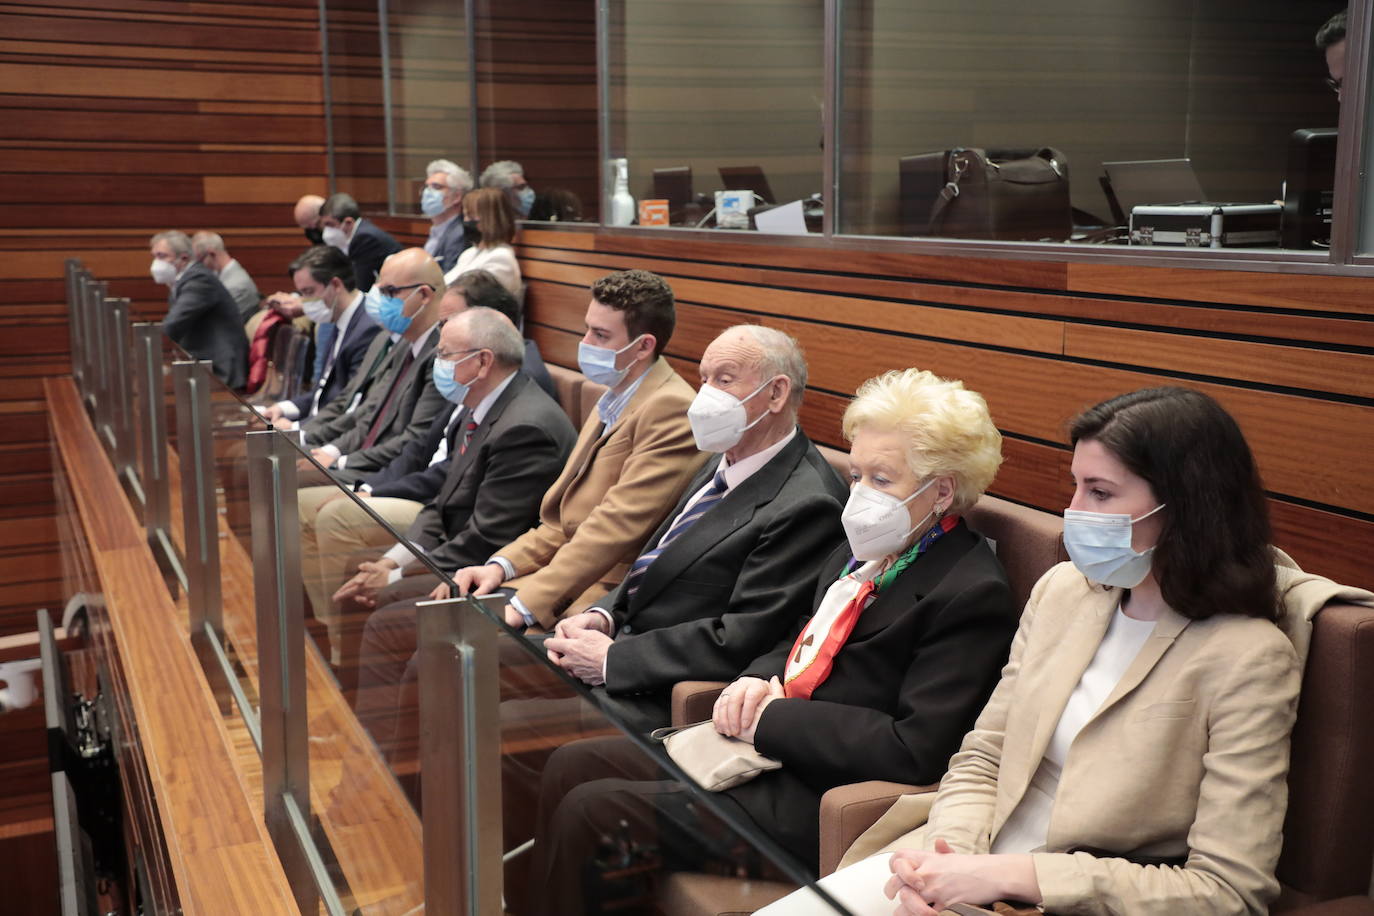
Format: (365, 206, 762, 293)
(1276, 599, 1374, 907)
(545, 363, 584, 428)
(965, 495, 1066, 612)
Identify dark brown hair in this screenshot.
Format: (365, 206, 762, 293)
(1070, 387, 1278, 621)
(589, 269, 676, 356)
(467, 187, 516, 247)
(453, 269, 521, 327)
(288, 244, 356, 291)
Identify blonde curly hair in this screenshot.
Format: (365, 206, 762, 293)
(841, 368, 1003, 513)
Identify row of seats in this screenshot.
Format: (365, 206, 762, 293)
(533, 358, 1373, 916)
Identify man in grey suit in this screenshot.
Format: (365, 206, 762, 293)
(151, 230, 249, 390)
(544, 324, 850, 731)
(299, 248, 447, 487)
(191, 231, 260, 322)
(420, 158, 473, 273)
(329, 308, 576, 640)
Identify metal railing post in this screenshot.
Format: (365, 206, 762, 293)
(416, 595, 503, 914)
(64, 260, 84, 391)
(107, 297, 136, 480)
(87, 279, 109, 422)
(247, 430, 337, 915)
(173, 360, 223, 638)
(133, 324, 182, 591)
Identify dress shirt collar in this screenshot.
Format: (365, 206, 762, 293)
(470, 369, 516, 426)
(595, 370, 648, 429)
(717, 426, 796, 492)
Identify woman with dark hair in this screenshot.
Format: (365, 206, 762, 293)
(764, 386, 1301, 916)
(444, 186, 522, 294)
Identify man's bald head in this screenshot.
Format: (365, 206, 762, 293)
(294, 194, 325, 230)
(376, 248, 446, 340)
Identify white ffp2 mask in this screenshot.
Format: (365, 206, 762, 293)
(686, 379, 773, 452)
(841, 479, 935, 562)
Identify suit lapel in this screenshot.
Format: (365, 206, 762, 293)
(999, 584, 1119, 817)
(1086, 606, 1190, 724)
(440, 374, 528, 501)
(376, 324, 439, 432)
(563, 357, 670, 493)
(846, 522, 979, 641)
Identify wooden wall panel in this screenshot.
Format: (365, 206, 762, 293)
(0, 0, 327, 645)
(519, 226, 1374, 592)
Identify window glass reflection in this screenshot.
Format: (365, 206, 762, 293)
(838, 1, 1345, 252)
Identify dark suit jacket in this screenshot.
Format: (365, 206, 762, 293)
(329, 323, 446, 482)
(288, 298, 381, 418)
(162, 262, 249, 389)
(405, 373, 577, 572)
(722, 521, 1018, 867)
(595, 431, 850, 732)
(349, 218, 403, 292)
(363, 403, 461, 501)
(301, 330, 396, 447)
(522, 338, 557, 402)
(431, 217, 470, 274)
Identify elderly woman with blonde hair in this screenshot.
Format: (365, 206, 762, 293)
(521, 368, 1019, 916)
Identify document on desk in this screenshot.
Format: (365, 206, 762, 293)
(755, 199, 809, 235)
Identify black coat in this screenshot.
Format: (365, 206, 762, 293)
(162, 262, 249, 389)
(725, 521, 1018, 868)
(404, 373, 577, 572)
(348, 218, 403, 292)
(363, 403, 461, 501)
(595, 431, 850, 732)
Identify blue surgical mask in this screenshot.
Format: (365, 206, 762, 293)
(372, 287, 422, 335)
(364, 286, 384, 322)
(516, 186, 535, 216)
(1062, 503, 1166, 588)
(421, 186, 447, 218)
(432, 351, 481, 404)
(577, 335, 644, 387)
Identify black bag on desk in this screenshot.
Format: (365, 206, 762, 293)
(900, 147, 1072, 241)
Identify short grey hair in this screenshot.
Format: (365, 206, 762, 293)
(150, 230, 192, 259)
(190, 231, 225, 257)
(457, 306, 525, 368)
(735, 324, 807, 415)
(426, 159, 473, 194)
(480, 160, 525, 189)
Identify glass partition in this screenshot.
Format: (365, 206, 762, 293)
(836, 0, 1348, 254)
(602, 0, 825, 232)
(322, 0, 475, 215)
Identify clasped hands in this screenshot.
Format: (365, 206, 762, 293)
(331, 555, 396, 609)
(543, 612, 614, 686)
(711, 676, 784, 745)
(884, 842, 1039, 916)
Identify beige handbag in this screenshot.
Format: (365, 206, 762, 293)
(650, 720, 781, 792)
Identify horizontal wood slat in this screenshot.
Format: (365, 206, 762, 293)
(522, 226, 1374, 591)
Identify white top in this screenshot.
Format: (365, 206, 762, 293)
(990, 605, 1156, 855)
(443, 242, 521, 294)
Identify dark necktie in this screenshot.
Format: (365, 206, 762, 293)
(624, 471, 728, 598)
(362, 348, 415, 449)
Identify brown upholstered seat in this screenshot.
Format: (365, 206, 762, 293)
(544, 363, 584, 429)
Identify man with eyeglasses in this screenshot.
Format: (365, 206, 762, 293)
(1317, 10, 1346, 100)
(421, 159, 474, 273)
(296, 248, 448, 491)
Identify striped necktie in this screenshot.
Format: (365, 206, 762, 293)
(458, 419, 479, 455)
(624, 471, 728, 598)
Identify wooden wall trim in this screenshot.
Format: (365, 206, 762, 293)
(518, 226, 1374, 591)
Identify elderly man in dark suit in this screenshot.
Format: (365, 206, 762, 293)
(545, 323, 850, 731)
(150, 229, 248, 389)
(259, 246, 380, 429)
(319, 191, 403, 292)
(298, 248, 447, 487)
(420, 158, 473, 273)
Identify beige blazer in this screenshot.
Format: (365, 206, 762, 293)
(848, 561, 1301, 916)
(498, 357, 707, 626)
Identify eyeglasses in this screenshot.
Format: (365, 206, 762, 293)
(434, 346, 482, 361)
(377, 282, 431, 299)
(1326, 76, 1342, 94)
